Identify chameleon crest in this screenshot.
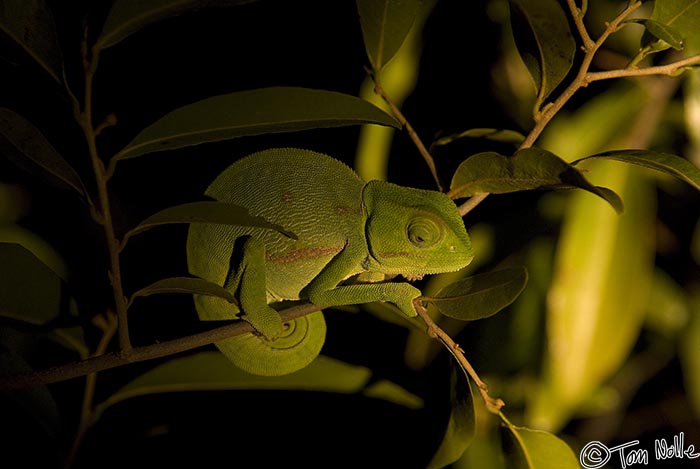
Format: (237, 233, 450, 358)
(187, 148, 473, 375)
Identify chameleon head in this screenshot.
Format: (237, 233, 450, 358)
(362, 180, 474, 276)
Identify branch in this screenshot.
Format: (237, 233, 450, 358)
(457, 193, 489, 217)
(0, 303, 324, 390)
(586, 54, 700, 82)
(78, 29, 132, 355)
(566, 0, 594, 50)
(413, 299, 505, 413)
(519, 1, 643, 150)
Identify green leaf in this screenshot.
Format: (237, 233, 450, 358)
(680, 288, 700, 416)
(651, 0, 700, 54)
(121, 201, 296, 248)
(0, 225, 68, 281)
(0, 242, 64, 325)
(48, 327, 89, 359)
(0, 108, 88, 199)
(0, 0, 63, 82)
(573, 149, 700, 191)
(0, 352, 61, 449)
(128, 276, 235, 309)
(356, 0, 421, 72)
(449, 148, 624, 213)
(501, 424, 579, 469)
(432, 128, 526, 148)
(428, 360, 476, 469)
(509, 0, 576, 110)
(423, 267, 528, 321)
(92, 352, 419, 418)
(630, 18, 685, 51)
(645, 269, 691, 337)
(112, 87, 399, 163)
(95, 0, 257, 50)
(362, 379, 424, 409)
(530, 163, 656, 431)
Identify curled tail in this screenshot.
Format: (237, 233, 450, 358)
(215, 311, 326, 376)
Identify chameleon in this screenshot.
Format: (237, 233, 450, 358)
(186, 148, 473, 376)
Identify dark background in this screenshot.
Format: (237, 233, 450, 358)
(2, 0, 699, 468)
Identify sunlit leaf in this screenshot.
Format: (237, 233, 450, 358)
(573, 149, 700, 191)
(509, 0, 575, 110)
(121, 201, 296, 248)
(356, 0, 420, 72)
(651, 0, 700, 53)
(501, 424, 579, 469)
(540, 83, 648, 162)
(112, 87, 399, 162)
(95, 0, 257, 50)
(531, 163, 656, 431)
(128, 276, 235, 308)
(433, 128, 526, 148)
(645, 269, 690, 337)
(428, 361, 476, 469)
(92, 352, 420, 419)
(0, 108, 88, 199)
(422, 268, 528, 321)
(0, 0, 63, 82)
(449, 148, 623, 213)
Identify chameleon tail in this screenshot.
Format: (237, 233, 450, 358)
(215, 311, 326, 376)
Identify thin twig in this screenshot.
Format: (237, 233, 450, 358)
(413, 299, 504, 413)
(65, 312, 118, 468)
(520, 1, 643, 150)
(457, 193, 489, 217)
(0, 303, 324, 390)
(374, 82, 444, 192)
(586, 54, 700, 82)
(78, 30, 132, 356)
(566, 0, 594, 50)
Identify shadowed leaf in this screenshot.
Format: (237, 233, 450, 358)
(509, 0, 575, 110)
(92, 352, 421, 420)
(433, 128, 526, 148)
(573, 149, 700, 191)
(423, 267, 528, 321)
(112, 87, 399, 163)
(95, 0, 257, 50)
(128, 276, 235, 308)
(0, 242, 65, 325)
(651, 0, 700, 53)
(0, 108, 88, 199)
(121, 201, 296, 248)
(449, 148, 623, 213)
(356, 0, 421, 72)
(0, 0, 63, 82)
(630, 18, 685, 50)
(428, 360, 476, 468)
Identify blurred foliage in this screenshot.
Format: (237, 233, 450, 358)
(1, 0, 699, 468)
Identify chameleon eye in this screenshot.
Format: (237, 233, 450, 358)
(406, 216, 442, 248)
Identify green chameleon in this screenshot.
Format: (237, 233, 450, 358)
(187, 148, 473, 376)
